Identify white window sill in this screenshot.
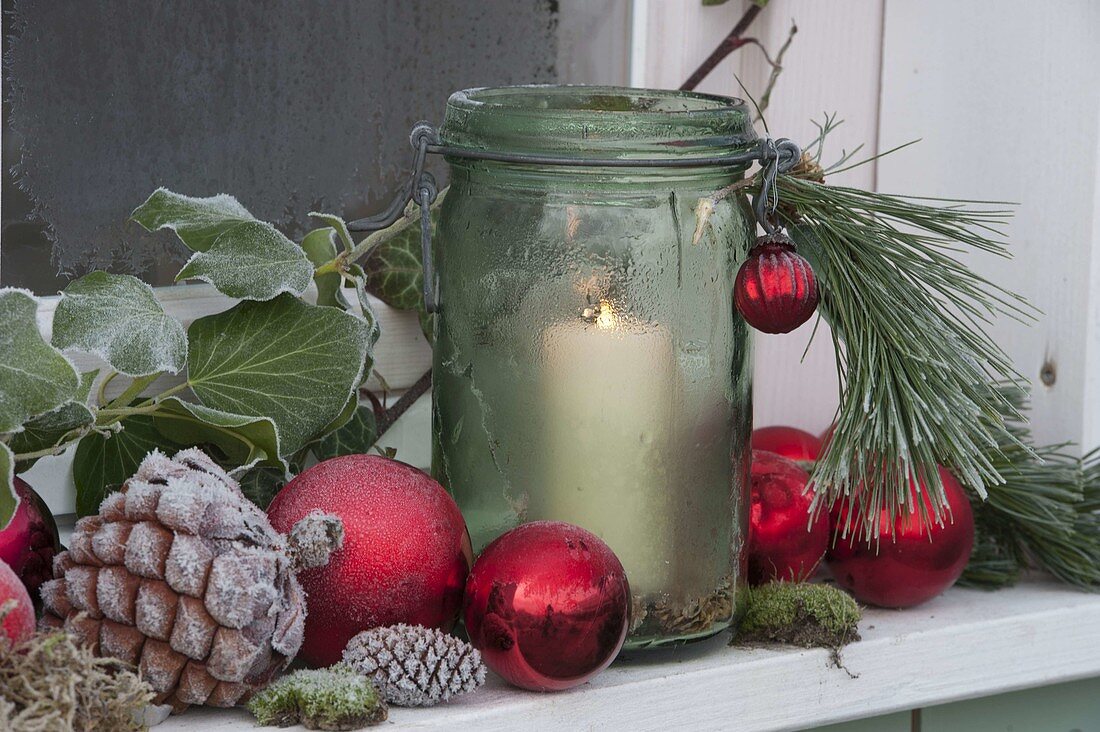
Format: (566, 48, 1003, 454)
(152, 580, 1100, 731)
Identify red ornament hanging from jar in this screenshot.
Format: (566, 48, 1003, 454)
(735, 232, 819, 334)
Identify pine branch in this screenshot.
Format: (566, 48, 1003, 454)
(773, 168, 1035, 539)
(960, 388, 1100, 589)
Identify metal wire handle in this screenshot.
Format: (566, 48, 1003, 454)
(347, 122, 801, 313)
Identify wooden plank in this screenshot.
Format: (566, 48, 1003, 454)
(877, 0, 1100, 450)
(156, 581, 1100, 731)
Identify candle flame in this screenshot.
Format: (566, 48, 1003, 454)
(595, 300, 617, 330)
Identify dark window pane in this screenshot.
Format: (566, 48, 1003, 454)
(2, 0, 627, 291)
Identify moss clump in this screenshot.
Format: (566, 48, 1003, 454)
(248, 665, 387, 731)
(0, 625, 155, 731)
(737, 582, 861, 649)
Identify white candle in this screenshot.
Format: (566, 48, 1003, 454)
(532, 300, 681, 599)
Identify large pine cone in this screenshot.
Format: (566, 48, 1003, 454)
(39, 449, 342, 711)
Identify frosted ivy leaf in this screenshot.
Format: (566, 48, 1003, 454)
(131, 188, 312, 301)
(301, 227, 348, 310)
(0, 288, 81, 433)
(0, 443, 16, 529)
(52, 272, 187, 376)
(186, 294, 371, 455)
(308, 212, 354, 254)
(153, 397, 282, 470)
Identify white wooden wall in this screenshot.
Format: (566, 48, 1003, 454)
(637, 0, 1100, 451)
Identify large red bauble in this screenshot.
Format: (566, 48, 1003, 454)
(751, 426, 824, 462)
(0, 477, 61, 606)
(267, 455, 472, 667)
(0, 559, 35, 646)
(826, 467, 974, 608)
(748, 450, 829, 584)
(734, 235, 819, 334)
(463, 521, 629, 692)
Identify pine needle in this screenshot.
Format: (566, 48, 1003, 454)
(768, 149, 1036, 539)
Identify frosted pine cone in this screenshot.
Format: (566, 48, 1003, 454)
(39, 449, 343, 711)
(342, 624, 486, 707)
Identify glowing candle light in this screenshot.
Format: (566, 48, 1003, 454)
(532, 299, 682, 602)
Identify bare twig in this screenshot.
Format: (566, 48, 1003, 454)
(680, 3, 766, 91)
(755, 21, 797, 118)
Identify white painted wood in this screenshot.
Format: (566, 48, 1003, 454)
(153, 581, 1100, 731)
(640, 0, 885, 434)
(877, 0, 1100, 451)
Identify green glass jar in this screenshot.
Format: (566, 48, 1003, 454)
(431, 86, 757, 648)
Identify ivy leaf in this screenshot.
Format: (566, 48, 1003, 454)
(152, 397, 282, 470)
(131, 188, 312, 302)
(359, 191, 445, 310)
(73, 415, 179, 516)
(311, 404, 377, 461)
(0, 444, 16, 530)
(186, 294, 371, 456)
(308, 212, 355, 254)
(301, 227, 347, 310)
(237, 466, 288, 510)
(0, 289, 80, 433)
(11, 401, 95, 473)
(52, 272, 187, 376)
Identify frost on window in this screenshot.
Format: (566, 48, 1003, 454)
(1, 0, 577, 290)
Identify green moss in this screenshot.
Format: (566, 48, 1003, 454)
(248, 665, 387, 731)
(737, 582, 861, 649)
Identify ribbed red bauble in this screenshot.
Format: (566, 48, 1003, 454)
(748, 450, 829, 584)
(826, 467, 974, 608)
(0, 559, 35, 646)
(751, 426, 824, 462)
(464, 521, 629, 692)
(734, 233, 819, 334)
(0, 477, 61, 606)
(267, 455, 472, 667)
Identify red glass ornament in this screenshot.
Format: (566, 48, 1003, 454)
(748, 450, 829, 584)
(735, 234, 819, 334)
(0, 559, 35, 646)
(751, 426, 823, 462)
(463, 521, 630, 692)
(267, 455, 473, 667)
(0, 477, 61, 606)
(826, 467, 974, 608)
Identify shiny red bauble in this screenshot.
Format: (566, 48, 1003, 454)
(751, 426, 824, 462)
(463, 521, 630, 692)
(734, 234, 819, 334)
(748, 450, 829, 584)
(826, 467, 974, 608)
(0, 559, 35, 646)
(267, 455, 472, 667)
(0, 477, 61, 606)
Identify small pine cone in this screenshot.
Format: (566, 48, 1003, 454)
(342, 624, 486, 707)
(39, 448, 343, 713)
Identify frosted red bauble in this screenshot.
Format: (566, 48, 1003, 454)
(0, 477, 61, 606)
(748, 450, 829, 584)
(751, 426, 823, 462)
(0, 559, 35, 646)
(463, 521, 629, 692)
(734, 236, 819, 334)
(267, 455, 472, 667)
(826, 467, 974, 608)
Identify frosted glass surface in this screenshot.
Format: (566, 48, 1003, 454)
(1, 0, 565, 288)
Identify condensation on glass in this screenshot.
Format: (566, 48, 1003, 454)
(431, 86, 758, 649)
(1, 0, 631, 290)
